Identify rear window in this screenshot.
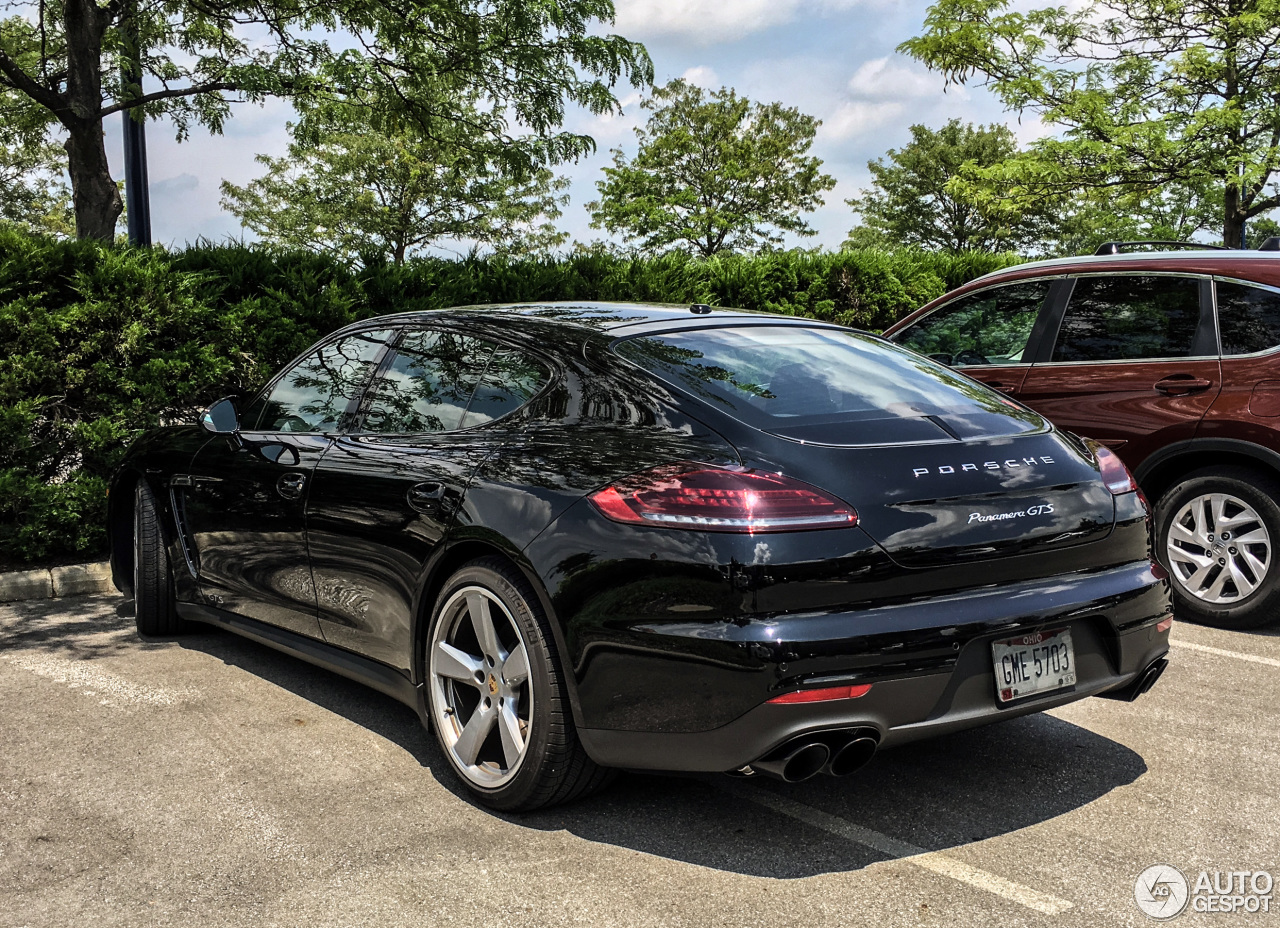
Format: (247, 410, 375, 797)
(614, 325, 1043, 444)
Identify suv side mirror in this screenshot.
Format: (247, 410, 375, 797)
(199, 397, 241, 435)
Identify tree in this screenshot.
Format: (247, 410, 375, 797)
(221, 106, 569, 265)
(0, 96, 73, 236)
(1045, 182, 1221, 256)
(846, 120, 1045, 253)
(0, 3, 650, 242)
(1247, 215, 1280, 249)
(901, 0, 1280, 247)
(588, 80, 836, 256)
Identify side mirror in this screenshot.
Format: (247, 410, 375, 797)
(199, 397, 241, 435)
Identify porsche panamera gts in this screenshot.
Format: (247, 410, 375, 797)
(109, 302, 1173, 810)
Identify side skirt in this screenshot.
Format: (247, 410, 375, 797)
(177, 602, 425, 714)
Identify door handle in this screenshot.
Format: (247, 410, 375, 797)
(277, 472, 307, 500)
(985, 381, 1015, 394)
(1154, 376, 1213, 396)
(407, 482, 446, 513)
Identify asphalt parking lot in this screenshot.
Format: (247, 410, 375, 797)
(1, 593, 1276, 928)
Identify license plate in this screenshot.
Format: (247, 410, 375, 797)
(992, 628, 1077, 704)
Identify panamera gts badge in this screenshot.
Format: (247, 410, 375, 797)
(968, 504, 1054, 524)
(913, 455, 1055, 478)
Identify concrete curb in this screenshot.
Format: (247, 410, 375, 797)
(0, 562, 114, 603)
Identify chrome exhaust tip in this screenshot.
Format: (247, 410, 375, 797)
(750, 741, 832, 783)
(826, 733, 879, 777)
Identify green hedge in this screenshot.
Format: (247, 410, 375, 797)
(0, 227, 1020, 564)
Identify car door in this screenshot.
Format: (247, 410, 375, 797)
(305, 327, 552, 672)
(1200, 277, 1280, 453)
(890, 279, 1056, 396)
(180, 328, 394, 637)
(1017, 274, 1221, 469)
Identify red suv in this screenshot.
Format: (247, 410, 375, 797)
(886, 245, 1280, 629)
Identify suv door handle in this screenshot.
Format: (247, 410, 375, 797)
(407, 482, 446, 513)
(277, 472, 307, 499)
(985, 381, 1016, 393)
(1154, 376, 1213, 396)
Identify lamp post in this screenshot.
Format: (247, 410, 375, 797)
(121, 1, 152, 246)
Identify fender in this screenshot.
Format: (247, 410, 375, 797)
(407, 525, 588, 731)
(1133, 437, 1280, 489)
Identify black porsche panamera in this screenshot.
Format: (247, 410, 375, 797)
(109, 302, 1173, 810)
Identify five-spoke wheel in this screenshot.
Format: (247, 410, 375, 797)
(424, 558, 614, 809)
(429, 585, 533, 787)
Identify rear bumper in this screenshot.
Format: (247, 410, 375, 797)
(576, 560, 1172, 772)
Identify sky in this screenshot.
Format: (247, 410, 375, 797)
(100, 0, 1045, 253)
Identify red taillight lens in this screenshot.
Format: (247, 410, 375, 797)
(1087, 440, 1138, 495)
(767, 684, 872, 704)
(588, 463, 857, 533)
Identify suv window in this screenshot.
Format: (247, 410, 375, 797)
(1053, 275, 1201, 362)
(461, 347, 550, 428)
(246, 329, 393, 432)
(1216, 280, 1280, 355)
(896, 281, 1050, 366)
(361, 329, 494, 433)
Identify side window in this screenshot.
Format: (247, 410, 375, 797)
(1216, 280, 1280, 355)
(896, 281, 1050, 367)
(1052, 276, 1201, 362)
(245, 329, 393, 433)
(361, 329, 494, 433)
(461, 348, 551, 428)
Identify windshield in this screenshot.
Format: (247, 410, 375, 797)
(614, 325, 1043, 444)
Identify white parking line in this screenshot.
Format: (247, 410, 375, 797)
(730, 785, 1073, 915)
(1172, 639, 1280, 668)
(0, 651, 195, 708)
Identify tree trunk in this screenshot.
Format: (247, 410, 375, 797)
(64, 120, 122, 241)
(1224, 184, 1245, 249)
(61, 0, 120, 241)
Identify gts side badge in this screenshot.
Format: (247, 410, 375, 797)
(968, 504, 1054, 524)
(914, 455, 1055, 478)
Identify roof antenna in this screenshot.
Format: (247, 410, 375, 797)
(1260, 237, 1280, 252)
(690, 303, 713, 314)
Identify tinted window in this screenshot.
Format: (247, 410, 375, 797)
(362, 329, 493, 433)
(615, 325, 1041, 444)
(897, 281, 1050, 366)
(461, 347, 550, 428)
(247, 329, 392, 432)
(1052, 276, 1200, 362)
(1216, 280, 1280, 355)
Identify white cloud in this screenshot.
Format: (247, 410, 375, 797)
(846, 56, 951, 102)
(818, 55, 970, 141)
(680, 65, 720, 88)
(613, 0, 864, 45)
(821, 100, 905, 141)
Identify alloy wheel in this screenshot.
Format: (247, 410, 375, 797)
(428, 585, 533, 788)
(1166, 492, 1272, 604)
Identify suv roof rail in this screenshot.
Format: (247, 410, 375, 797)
(1093, 240, 1230, 256)
(1259, 237, 1280, 251)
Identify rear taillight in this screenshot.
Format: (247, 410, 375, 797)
(588, 463, 858, 533)
(1087, 440, 1138, 495)
(768, 684, 872, 704)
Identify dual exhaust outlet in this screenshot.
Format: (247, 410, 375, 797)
(743, 728, 880, 783)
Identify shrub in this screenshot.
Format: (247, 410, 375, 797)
(0, 227, 1020, 564)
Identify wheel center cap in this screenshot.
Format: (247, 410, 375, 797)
(488, 674, 498, 696)
(1213, 543, 1226, 556)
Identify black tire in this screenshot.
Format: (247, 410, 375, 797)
(133, 482, 185, 636)
(1154, 466, 1280, 630)
(425, 557, 613, 811)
